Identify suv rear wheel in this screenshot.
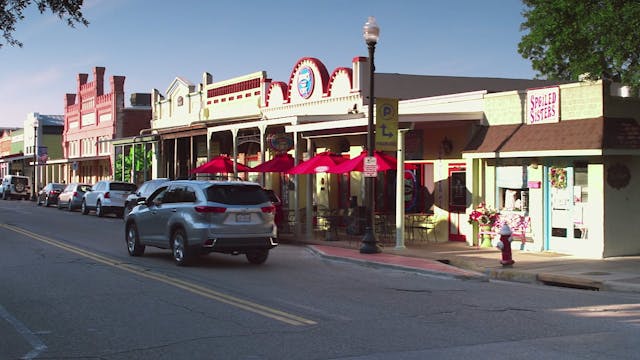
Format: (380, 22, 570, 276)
(171, 229, 192, 266)
(96, 201, 104, 217)
(246, 250, 269, 265)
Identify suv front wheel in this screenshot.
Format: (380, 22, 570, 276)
(126, 223, 145, 256)
(81, 200, 89, 215)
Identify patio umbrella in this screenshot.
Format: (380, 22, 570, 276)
(190, 155, 252, 174)
(287, 151, 348, 174)
(327, 150, 416, 173)
(250, 153, 296, 173)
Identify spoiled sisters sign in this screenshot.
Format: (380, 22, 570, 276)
(526, 86, 560, 124)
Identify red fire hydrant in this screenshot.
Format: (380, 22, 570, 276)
(496, 224, 515, 266)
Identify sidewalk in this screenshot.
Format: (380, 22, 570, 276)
(279, 232, 640, 294)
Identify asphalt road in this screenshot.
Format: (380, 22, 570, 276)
(2, 199, 640, 359)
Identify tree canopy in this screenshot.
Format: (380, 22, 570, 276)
(518, 0, 640, 88)
(0, 0, 88, 48)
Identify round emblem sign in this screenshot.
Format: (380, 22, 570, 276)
(267, 134, 294, 152)
(297, 66, 314, 99)
(607, 163, 631, 190)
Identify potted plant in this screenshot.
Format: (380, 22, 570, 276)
(468, 203, 499, 247)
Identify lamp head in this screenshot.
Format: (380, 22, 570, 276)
(363, 16, 380, 45)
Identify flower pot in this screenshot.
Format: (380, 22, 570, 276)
(480, 224, 493, 248)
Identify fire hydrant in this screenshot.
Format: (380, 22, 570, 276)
(496, 224, 515, 267)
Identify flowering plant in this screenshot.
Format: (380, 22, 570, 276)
(468, 203, 499, 226)
(549, 166, 567, 189)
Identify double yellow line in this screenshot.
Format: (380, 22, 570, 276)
(1, 224, 316, 327)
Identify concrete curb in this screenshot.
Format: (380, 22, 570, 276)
(306, 245, 488, 282)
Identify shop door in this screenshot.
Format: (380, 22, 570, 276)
(547, 166, 578, 253)
(448, 165, 467, 242)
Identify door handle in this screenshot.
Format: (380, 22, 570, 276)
(172, 208, 177, 212)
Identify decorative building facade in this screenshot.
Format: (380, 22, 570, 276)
(464, 80, 640, 258)
(63, 67, 151, 184)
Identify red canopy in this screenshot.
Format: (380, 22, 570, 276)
(250, 153, 296, 173)
(287, 151, 348, 174)
(190, 155, 252, 174)
(327, 150, 416, 173)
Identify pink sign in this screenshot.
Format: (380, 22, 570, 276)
(527, 181, 541, 189)
(527, 86, 560, 125)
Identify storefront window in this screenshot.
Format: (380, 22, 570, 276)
(499, 188, 528, 212)
(573, 163, 588, 239)
(573, 163, 588, 203)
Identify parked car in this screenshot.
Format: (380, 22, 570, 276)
(0, 174, 31, 200)
(125, 180, 278, 266)
(264, 189, 284, 229)
(57, 183, 92, 211)
(123, 178, 169, 219)
(37, 182, 66, 207)
(82, 180, 137, 218)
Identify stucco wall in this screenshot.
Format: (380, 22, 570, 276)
(483, 91, 524, 125)
(557, 81, 604, 120)
(603, 156, 640, 257)
(483, 81, 605, 126)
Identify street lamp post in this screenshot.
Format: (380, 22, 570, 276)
(32, 119, 39, 201)
(360, 16, 382, 254)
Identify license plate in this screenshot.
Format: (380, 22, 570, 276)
(236, 213, 251, 223)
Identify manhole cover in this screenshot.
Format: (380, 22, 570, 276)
(581, 271, 611, 276)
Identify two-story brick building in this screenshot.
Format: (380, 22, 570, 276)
(63, 67, 151, 184)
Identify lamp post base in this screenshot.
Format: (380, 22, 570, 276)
(360, 225, 381, 254)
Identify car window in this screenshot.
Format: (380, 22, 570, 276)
(110, 182, 137, 192)
(180, 186, 197, 203)
(79, 185, 91, 192)
(206, 184, 270, 205)
(147, 186, 168, 204)
(162, 187, 181, 204)
(53, 184, 65, 191)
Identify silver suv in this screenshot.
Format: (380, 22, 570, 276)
(125, 180, 278, 266)
(0, 175, 32, 200)
(82, 180, 137, 218)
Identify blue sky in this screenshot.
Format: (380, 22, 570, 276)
(0, 0, 535, 128)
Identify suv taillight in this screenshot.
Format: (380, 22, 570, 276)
(261, 205, 276, 213)
(104, 191, 110, 199)
(195, 206, 226, 213)
(72, 191, 78, 197)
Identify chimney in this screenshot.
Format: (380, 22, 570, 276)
(64, 94, 76, 108)
(94, 67, 106, 96)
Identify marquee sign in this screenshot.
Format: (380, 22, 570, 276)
(526, 86, 560, 125)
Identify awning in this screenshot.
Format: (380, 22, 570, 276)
(463, 117, 640, 158)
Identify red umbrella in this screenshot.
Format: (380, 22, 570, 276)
(250, 153, 296, 173)
(327, 150, 416, 173)
(287, 151, 348, 174)
(190, 155, 252, 174)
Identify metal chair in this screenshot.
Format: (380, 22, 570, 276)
(410, 214, 437, 242)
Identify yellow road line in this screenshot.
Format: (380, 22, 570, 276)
(1, 223, 316, 326)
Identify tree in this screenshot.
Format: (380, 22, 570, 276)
(0, 0, 88, 48)
(518, 0, 640, 88)
(115, 145, 153, 183)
